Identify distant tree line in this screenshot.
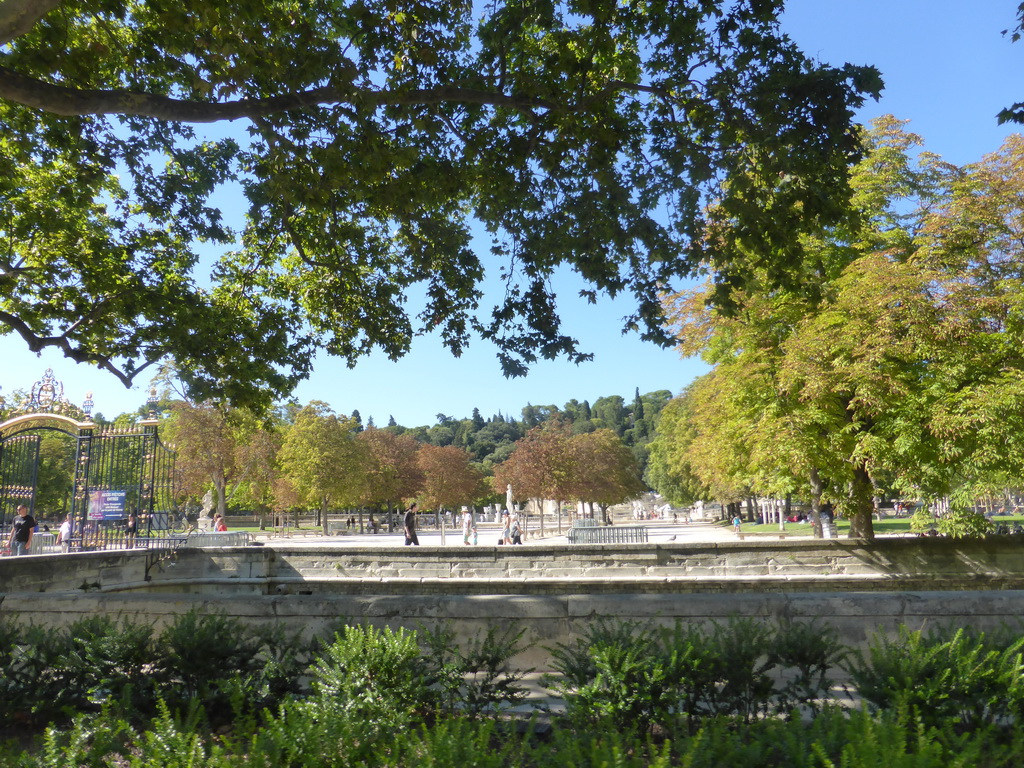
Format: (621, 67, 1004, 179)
(378, 387, 673, 476)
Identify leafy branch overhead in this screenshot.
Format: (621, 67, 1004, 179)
(0, 0, 880, 409)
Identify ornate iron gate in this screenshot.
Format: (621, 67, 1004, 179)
(0, 370, 176, 550)
(0, 433, 41, 520)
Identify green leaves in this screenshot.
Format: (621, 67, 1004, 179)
(0, 0, 877, 407)
(654, 119, 1024, 526)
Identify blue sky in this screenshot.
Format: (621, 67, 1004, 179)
(2, 1, 1022, 425)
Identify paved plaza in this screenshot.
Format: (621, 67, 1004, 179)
(254, 518, 747, 547)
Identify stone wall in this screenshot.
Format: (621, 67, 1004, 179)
(3, 538, 1024, 667)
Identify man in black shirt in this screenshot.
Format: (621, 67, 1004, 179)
(7, 504, 36, 556)
(403, 503, 420, 546)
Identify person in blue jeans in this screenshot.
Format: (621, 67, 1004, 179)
(8, 505, 36, 556)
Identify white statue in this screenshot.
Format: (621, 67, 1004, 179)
(201, 489, 214, 516)
(506, 483, 514, 512)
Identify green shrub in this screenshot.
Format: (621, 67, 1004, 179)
(546, 617, 653, 693)
(157, 609, 263, 699)
(701, 617, 776, 721)
(845, 625, 1024, 730)
(55, 615, 157, 716)
(768, 619, 847, 714)
(243, 698, 385, 768)
(0, 623, 72, 727)
(420, 623, 531, 717)
(310, 624, 434, 728)
(154, 608, 307, 721)
(545, 617, 667, 732)
(548, 616, 846, 732)
(13, 690, 1024, 768)
(36, 708, 137, 768)
(390, 719, 525, 768)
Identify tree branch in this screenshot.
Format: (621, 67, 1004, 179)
(0, 64, 557, 122)
(0, 0, 62, 47)
(0, 307, 155, 387)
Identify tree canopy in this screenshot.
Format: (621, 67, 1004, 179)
(0, 0, 879, 409)
(651, 117, 1024, 538)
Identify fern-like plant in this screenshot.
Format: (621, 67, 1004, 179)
(310, 624, 434, 728)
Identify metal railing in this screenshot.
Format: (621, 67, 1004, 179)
(567, 524, 649, 544)
(1, 528, 253, 555)
(175, 531, 252, 548)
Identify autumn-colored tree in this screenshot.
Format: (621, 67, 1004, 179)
(357, 427, 424, 530)
(233, 425, 282, 529)
(493, 420, 577, 535)
(162, 401, 265, 518)
(278, 402, 367, 532)
(417, 444, 485, 513)
(270, 474, 302, 528)
(657, 117, 938, 538)
(570, 428, 646, 524)
(906, 133, 1024, 500)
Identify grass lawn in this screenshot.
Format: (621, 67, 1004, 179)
(723, 514, 1024, 538)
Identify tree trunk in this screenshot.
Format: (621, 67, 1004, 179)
(847, 464, 876, 540)
(213, 474, 228, 519)
(809, 467, 824, 539)
(745, 496, 756, 523)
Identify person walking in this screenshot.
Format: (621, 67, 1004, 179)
(500, 510, 512, 545)
(7, 504, 36, 556)
(57, 514, 73, 553)
(509, 513, 523, 545)
(404, 502, 420, 546)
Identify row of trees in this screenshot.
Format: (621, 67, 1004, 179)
(163, 397, 648, 529)
(165, 400, 484, 527)
(647, 117, 1024, 539)
(0, 383, 663, 523)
